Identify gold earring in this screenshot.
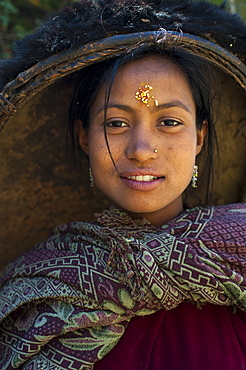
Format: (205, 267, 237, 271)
(89, 167, 94, 187)
(191, 165, 198, 188)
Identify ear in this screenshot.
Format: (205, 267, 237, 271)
(196, 121, 208, 156)
(74, 119, 89, 156)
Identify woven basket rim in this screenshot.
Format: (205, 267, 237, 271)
(1, 30, 246, 131)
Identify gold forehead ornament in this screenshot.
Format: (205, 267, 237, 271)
(135, 84, 159, 107)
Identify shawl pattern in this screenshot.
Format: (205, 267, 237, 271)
(0, 203, 246, 369)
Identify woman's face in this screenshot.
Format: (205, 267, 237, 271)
(78, 56, 207, 226)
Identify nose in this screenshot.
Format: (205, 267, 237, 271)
(125, 126, 158, 163)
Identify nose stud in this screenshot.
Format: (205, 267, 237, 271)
(154, 149, 158, 153)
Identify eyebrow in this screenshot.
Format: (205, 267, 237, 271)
(94, 100, 192, 115)
(95, 104, 132, 115)
(154, 101, 192, 114)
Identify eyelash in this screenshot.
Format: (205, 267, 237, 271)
(105, 120, 128, 128)
(105, 119, 183, 128)
(158, 119, 183, 127)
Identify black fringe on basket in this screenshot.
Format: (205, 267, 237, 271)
(0, 0, 246, 91)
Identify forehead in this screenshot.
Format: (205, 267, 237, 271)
(117, 55, 182, 79)
(93, 55, 195, 108)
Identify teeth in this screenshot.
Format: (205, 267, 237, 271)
(127, 175, 158, 182)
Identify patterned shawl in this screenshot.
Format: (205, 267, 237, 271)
(0, 203, 246, 369)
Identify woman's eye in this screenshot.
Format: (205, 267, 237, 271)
(106, 120, 128, 128)
(158, 119, 182, 127)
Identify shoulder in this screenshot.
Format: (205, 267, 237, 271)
(182, 203, 246, 236)
(198, 203, 246, 242)
(188, 203, 246, 218)
(211, 203, 246, 219)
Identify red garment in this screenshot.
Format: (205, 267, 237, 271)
(94, 303, 246, 369)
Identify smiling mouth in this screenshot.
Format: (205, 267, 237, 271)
(125, 175, 160, 182)
(120, 174, 165, 191)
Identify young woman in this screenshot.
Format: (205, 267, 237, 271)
(0, 0, 246, 369)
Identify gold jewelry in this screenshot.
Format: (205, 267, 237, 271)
(154, 149, 158, 153)
(135, 84, 154, 107)
(191, 165, 198, 188)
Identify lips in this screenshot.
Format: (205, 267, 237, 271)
(120, 170, 165, 191)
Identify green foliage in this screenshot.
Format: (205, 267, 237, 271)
(0, 0, 73, 58)
(210, 0, 246, 18)
(0, 0, 245, 59)
(0, 0, 18, 30)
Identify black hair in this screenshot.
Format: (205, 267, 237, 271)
(68, 46, 218, 205)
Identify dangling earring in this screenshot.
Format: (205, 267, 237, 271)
(89, 167, 94, 188)
(191, 165, 198, 188)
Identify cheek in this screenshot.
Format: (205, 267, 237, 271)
(88, 127, 123, 161)
(87, 129, 116, 181)
(87, 128, 106, 156)
(164, 133, 197, 179)
(166, 132, 197, 157)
